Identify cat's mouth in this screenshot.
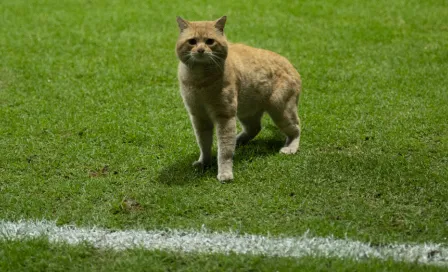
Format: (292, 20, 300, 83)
(191, 52, 210, 62)
(181, 52, 224, 68)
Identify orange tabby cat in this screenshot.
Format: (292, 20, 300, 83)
(176, 16, 301, 182)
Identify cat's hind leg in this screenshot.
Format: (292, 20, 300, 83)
(267, 97, 301, 154)
(236, 111, 264, 146)
(191, 115, 214, 168)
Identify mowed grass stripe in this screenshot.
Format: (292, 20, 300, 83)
(1, 220, 447, 267)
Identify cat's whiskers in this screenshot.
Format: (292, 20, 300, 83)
(207, 53, 224, 73)
(183, 52, 195, 69)
(208, 57, 223, 73)
(185, 52, 222, 73)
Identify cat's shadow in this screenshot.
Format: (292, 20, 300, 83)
(157, 136, 284, 185)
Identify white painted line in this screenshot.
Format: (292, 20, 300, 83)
(0, 220, 447, 266)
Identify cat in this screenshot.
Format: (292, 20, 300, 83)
(176, 16, 301, 182)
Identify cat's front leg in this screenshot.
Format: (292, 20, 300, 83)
(191, 115, 213, 168)
(215, 116, 236, 182)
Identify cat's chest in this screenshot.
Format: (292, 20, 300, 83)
(180, 73, 223, 89)
(181, 84, 223, 104)
(180, 74, 226, 102)
(181, 81, 236, 115)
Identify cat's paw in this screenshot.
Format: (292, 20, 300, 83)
(236, 133, 249, 146)
(217, 172, 233, 182)
(192, 160, 210, 169)
(280, 147, 298, 155)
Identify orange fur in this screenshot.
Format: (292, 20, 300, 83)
(176, 16, 301, 182)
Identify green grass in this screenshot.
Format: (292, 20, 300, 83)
(1, 0, 447, 270)
(1, 239, 446, 272)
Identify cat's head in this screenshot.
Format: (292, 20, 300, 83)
(175, 16, 228, 66)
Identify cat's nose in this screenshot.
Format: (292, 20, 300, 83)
(197, 48, 205, 54)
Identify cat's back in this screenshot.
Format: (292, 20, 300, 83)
(228, 43, 286, 61)
(225, 43, 301, 103)
(227, 43, 300, 79)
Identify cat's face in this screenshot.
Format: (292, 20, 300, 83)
(176, 16, 228, 66)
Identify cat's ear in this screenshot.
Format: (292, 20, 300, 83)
(214, 16, 227, 33)
(176, 16, 190, 32)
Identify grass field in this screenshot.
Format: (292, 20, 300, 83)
(1, 0, 447, 270)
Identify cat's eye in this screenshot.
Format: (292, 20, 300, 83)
(188, 39, 197, 45)
(205, 39, 215, 45)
